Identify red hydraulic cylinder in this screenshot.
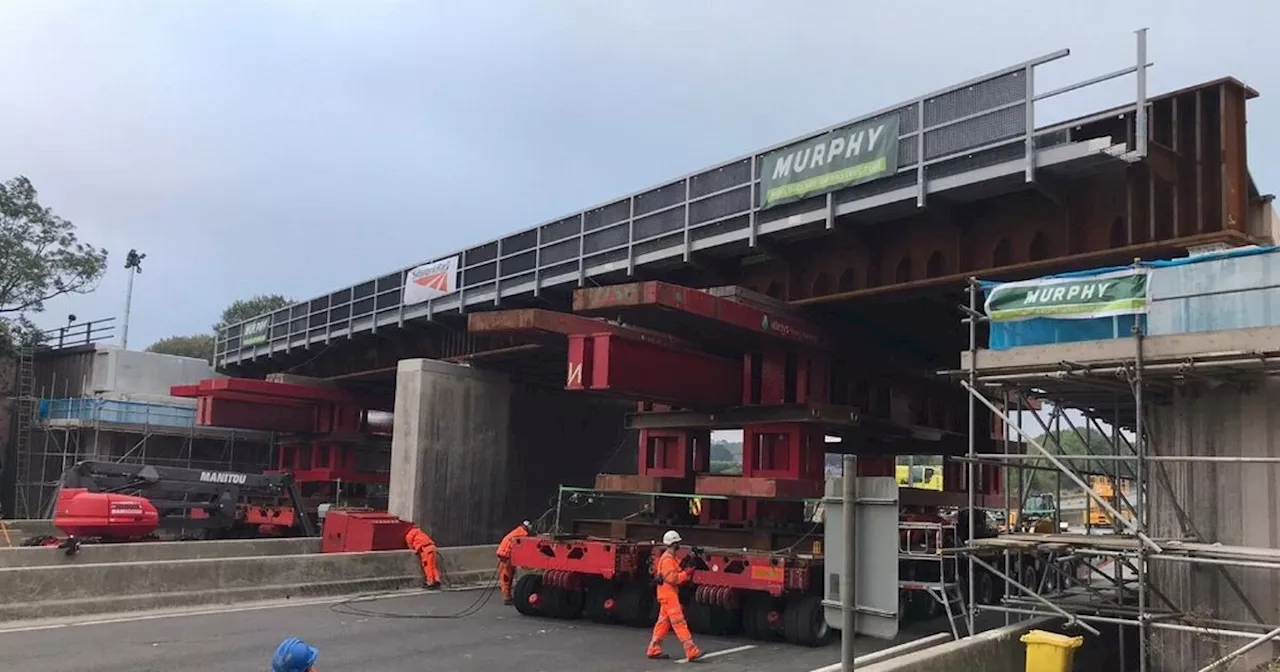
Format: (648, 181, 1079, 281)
(566, 333, 741, 407)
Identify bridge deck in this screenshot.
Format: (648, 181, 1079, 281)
(214, 43, 1159, 369)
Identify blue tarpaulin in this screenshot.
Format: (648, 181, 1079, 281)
(981, 245, 1279, 350)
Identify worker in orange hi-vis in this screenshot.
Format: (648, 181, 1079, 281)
(404, 525, 441, 589)
(646, 530, 702, 661)
(496, 520, 531, 605)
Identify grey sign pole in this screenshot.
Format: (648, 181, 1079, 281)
(841, 454, 858, 670)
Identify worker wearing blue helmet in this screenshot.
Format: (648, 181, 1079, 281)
(272, 637, 319, 672)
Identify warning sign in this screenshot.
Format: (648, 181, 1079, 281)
(402, 256, 460, 306)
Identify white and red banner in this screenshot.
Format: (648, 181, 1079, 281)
(402, 255, 460, 306)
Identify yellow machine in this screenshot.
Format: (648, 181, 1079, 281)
(895, 463, 943, 491)
(1086, 477, 1133, 526)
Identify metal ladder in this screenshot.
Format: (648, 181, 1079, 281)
(926, 583, 972, 641)
(12, 345, 35, 517)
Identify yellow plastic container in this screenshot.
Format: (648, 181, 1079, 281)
(1020, 629, 1084, 672)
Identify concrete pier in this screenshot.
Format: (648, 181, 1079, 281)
(389, 359, 632, 546)
(1148, 378, 1280, 670)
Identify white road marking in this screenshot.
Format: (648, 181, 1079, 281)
(675, 644, 756, 663)
(0, 587, 478, 634)
(807, 632, 954, 671)
(0, 623, 67, 634)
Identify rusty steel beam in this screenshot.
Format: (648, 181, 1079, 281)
(593, 474, 694, 493)
(695, 475, 825, 500)
(566, 332, 741, 407)
(792, 229, 1256, 306)
(570, 518, 816, 552)
(467, 308, 694, 349)
(573, 281, 827, 349)
(625, 403, 862, 430)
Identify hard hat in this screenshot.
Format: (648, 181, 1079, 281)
(521, 520, 531, 529)
(272, 637, 319, 672)
(662, 530, 682, 546)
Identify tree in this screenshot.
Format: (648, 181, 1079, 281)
(146, 334, 216, 361)
(0, 176, 108, 350)
(146, 294, 294, 362)
(214, 294, 292, 331)
(1010, 426, 1119, 495)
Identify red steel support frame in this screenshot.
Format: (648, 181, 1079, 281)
(567, 333, 741, 407)
(573, 281, 827, 349)
(468, 308, 696, 350)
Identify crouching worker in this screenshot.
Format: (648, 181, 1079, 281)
(497, 520, 531, 605)
(272, 637, 319, 672)
(405, 525, 441, 589)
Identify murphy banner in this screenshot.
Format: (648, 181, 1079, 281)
(759, 115, 900, 209)
(985, 268, 1151, 322)
(402, 255, 460, 306)
(241, 317, 271, 346)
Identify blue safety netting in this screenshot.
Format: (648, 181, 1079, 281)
(979, 245, 1279, 350)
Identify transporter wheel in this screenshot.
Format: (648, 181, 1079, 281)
(976, 568, 998, 606)
(583, 582, 618, 624)
(616, 582, 655, 628)
(540, 587, 584, 620)
(1019, 559, 1039, 594)
(741, 593, 781, 641)
(783, 595, 831, 647)
(707, 604, 741, 636)
(559, 588, 585, 620)
(513, 573, 542, 617)
(686, 599, 711, 634)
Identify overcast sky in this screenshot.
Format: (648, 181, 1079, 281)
(1, 1, 1275, 348)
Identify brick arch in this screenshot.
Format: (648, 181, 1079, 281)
(837, 268, 855, 292)
(894, 256, 913, 283)
(811, 271, 831, 297)
(1028, 231, 1049, 262)
(1109, 217, 1126, 248)
(992, 238, 1012, 267)
(926, 250, 946, 278)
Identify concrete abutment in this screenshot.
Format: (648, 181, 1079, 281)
(390, 358, 633, 547)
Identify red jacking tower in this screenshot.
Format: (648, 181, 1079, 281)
(172, 378, 393, 525)
(468, 280, 1003, 644)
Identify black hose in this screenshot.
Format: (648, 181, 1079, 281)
(327, 576, 501, 620)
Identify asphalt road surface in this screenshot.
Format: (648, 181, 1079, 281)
(0, 588, 961, 671)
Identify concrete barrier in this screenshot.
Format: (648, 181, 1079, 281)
(858, 617, 1130, 672)
(858, 620, 1044, 672)
(0, 519, 57, 544)
(0, 537, 320, 567)
(0, 543, 499, 622)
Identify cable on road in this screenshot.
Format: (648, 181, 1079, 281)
(328, 576, 500, 620)
(329, 504, 564, 620)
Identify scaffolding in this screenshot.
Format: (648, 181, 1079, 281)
(951, 274, 1280, 672)
(19, 394, 275, 518)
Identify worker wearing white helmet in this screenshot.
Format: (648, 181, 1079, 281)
(646, 530, 701, 661)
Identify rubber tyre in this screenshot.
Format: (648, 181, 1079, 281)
(686, 599, 712, 634)
(976, 569, 998, 605)
(783, 594, 831, 647)
(584, 582, 616, 624)
(559, 588, 585, 620)
(513, 573, 542, 617)
(707, 604, 741, 636)
(616, 582, 655, 628)
(741, 593, 779, 641)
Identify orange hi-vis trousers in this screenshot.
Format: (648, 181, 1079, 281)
(647, 597, 700, 660)
(418, 545, 440, 585)
(498, 559, 515, 600)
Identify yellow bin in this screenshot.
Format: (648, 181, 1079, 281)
(1020, 629, 1084, 672)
